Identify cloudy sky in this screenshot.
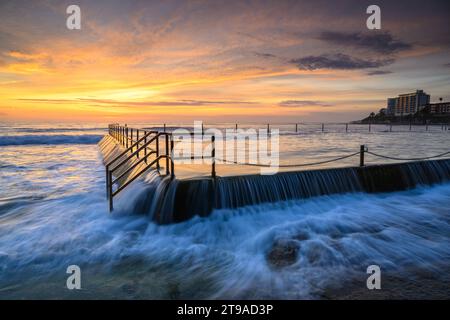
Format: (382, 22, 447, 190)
(0, 0, 449, 122)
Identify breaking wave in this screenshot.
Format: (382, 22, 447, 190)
(9, 127, 106, 133)
(0, 178, 449, 299)
(0, 134, 103, 146)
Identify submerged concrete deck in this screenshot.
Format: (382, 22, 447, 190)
(99, 134, 450, 223)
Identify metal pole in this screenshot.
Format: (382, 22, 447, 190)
(126, 126, 129, 148)
(164, 123, 166, 132)
(165, 134, 169, 175)
(136, 129, 139, 158)
(144, 131, 147, 164)
(346, 123, 348, 132)
(322, 123, 324, 132)
(360, 145, 365, 167)
(170, 136, 175, 178)
(156, 135, 160, 170)
(267, 123, 270, 135)
(131, 128, 134, 152)
(211, 135, 216, 178)
(295, 123, 298, 133)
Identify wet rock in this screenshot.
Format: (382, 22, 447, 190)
(305, 242, 336, 266)
(267, 239, 300, 269)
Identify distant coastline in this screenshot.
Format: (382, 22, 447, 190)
(353, 113, 450, 125)
(354, 89, 450, 125)
(351, 106, 450, 125)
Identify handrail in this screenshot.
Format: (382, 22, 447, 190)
(110, 133, 161, 173)
(112, 151, 156, 184)
(112, 155, 167, 197)
(104, 130, 155, 201)
(106, 124, 175, 211)
(105, 130, 156, 168)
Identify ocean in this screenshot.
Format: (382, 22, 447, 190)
(0, 122, 449, 299)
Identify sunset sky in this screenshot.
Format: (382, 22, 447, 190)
(0, 0, 449, 123)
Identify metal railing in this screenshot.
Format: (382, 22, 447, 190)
(106, 124, 174, 211)
(105, 123, 450, 211)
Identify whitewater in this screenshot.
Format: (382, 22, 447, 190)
(0, 123, 449, 299)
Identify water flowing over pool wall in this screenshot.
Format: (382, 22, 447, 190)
(99, 136, 450, 224)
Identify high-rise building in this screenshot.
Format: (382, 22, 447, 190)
(394, 90, 430, 116)
(386, 97, 397, 115)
